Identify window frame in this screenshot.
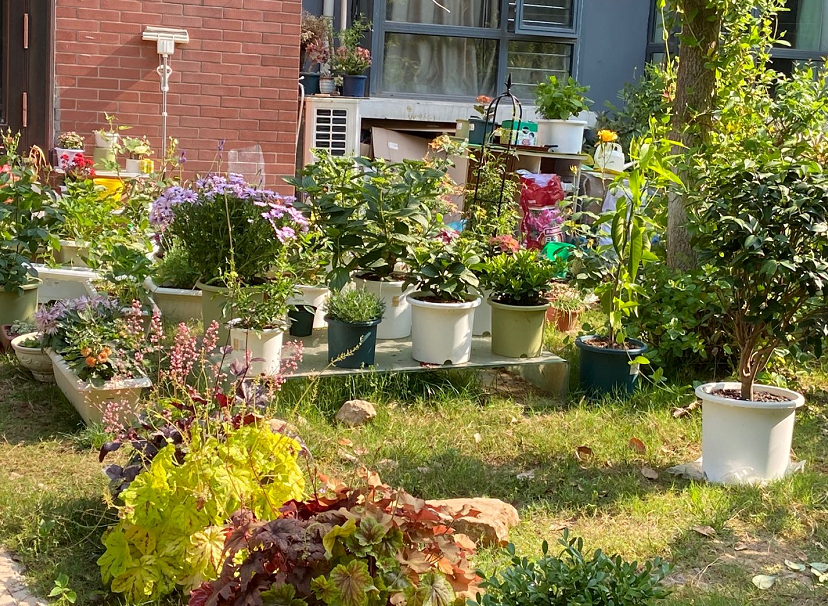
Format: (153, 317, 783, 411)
(369, 0, 580, 102)
(514, 0, 580, 37)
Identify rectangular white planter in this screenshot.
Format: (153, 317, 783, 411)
(48, 349, 151, 425)
(144, 277, 202, 324)
(54, 239, 89, 267)
(33, 264, 99, 302)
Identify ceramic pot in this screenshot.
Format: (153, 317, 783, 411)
(575, 335, 648, 397)
(228, 326, 284, 376)
(326, 316, 380, 369)
(545, 307, 582, 332)
(352, 276, 413, 340)
(407, 292, 480, 365)
(11, 333, 53, 382)
(144, 277, 202, 324)
(0, 278, 41, 325)
(319, 76, 336, 94)
(489, 298, 550, 358)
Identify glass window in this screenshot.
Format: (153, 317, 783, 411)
(507, 40, 572, 99)
(519, 0, 574, 30)
(382, 32, 498, 97)
(386, 0, 500, 29)
(778, 0, 828, 52)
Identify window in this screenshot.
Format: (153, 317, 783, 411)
(372, 0, 579, 100)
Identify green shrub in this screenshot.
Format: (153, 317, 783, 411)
(325, 288, 385, 323)
(535, 75, 591, 121)
(153, 240, 201, 289)
(483, 249, 560, 306)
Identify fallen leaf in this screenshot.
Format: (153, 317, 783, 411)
(734, 543, 748, 551)
(629, 437, 647, 454)
(549, 522, 568, 531)
(473, 433, 482, 444)
(338, 449, 358, 463)
(692, 525, 716, 538)
(353, 446, 368, 456)
(785, 560, 806, 572)
(641, 466, 659, 480)
(752, 574, 776, 590)
(337, 438, 353, 447)
(516, 469, 535, 480)
(810, 562, 828, 573)
(575, 446, 593, 461)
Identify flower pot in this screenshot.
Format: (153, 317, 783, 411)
(0, 278, 41, 325)
(11, 333, 54, 382)
(352, 276, 413, 340)
(472, 289, 493, 337)
(94, 131, 119, 149)
(489, 298, 551, 358)
(32, 264, 98, 302)
(468, 117, 495, 145)
(228, 326, 284, 376)
(92, 147, 117, 170)
(326, 316, 381, 369)
(545, 307, 582, 332)
(696, 382, 805, 484)
(319, 76, 336, 94)
(144, 277, 201, 324)
(575, 335, 648, 397)
(54, 239, 89, 267)
(537, 119, 587, 154)
(301, 72, 321, 95)
(290, 285, 329, 329)
(288, 306, 315, 337)
(125, 158, 141, 173)
(408, 292, 480, 365)
(48, 349, 151, 425)
(54, 147, 84, 169)
(342, 74, 367, 97)
(0, 325, 15, 352)
(197, 281, 263, 345)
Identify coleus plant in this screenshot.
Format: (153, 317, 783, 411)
(190, 470, 481, 606)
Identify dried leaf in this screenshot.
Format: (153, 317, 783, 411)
(640, 466, 659, 480)
(692, 525, 716, 538)
(353, 446, 369, 456)
(338, 438, 354, 446)
(338, 449, 358, 463)
(473, 433, 482, 444)
(751, 574, 776, 590)
(575, 446, 593, 461)
(785, 560, 806, 572)
(810, 562, 828, 573)
(734, 543, 748, 551)
(629, 437, 646, 453)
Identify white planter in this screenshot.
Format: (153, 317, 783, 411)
(11, 333, 54, 382)
(54, 239, 89, 267)
(94, 131, 119, 149)
(407, 292, 480, 365)
(472, 289, 493, 337)
(696, 382, 805, 484)
(48, 349, 151, 425)
(319, 77, 336, 94)
(537, 119, 587, 154)
(32, 264, 99, 302)
(228, 326, 284, 376)
(353, 276, 414, 340)
(144, 277, 201, 324)
(125, 158, 141, 173)
(54, 147, 84, 169)
(289, 284, 329, 329)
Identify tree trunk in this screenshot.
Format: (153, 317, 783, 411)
(668, 0, 722, 270)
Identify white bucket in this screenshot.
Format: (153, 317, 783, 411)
(290, 285, 329, 329)
(537, 119, 587, 154)
(353, 276, 414, 340)
(408, 292, 480, 364)
(696, 382, 805, 484)
(229, 326, 284, 376)
(472, 289, 493, 336)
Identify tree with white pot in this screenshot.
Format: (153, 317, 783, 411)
(534, 75, 591, 154)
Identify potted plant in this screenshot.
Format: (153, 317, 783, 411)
(154, 174, 308, 343)
(1, 320, 35, 352)
(11, 332, 54, 382)
(483, 248, 560, 358)
(688, 142, 828, 484)
(287, 229, 331, 335)
(324, 288, 385, 369)
(93, 113, 130, 168)
(405, 236, 482, 365)
(468, 95, 496, 145)
(574, 139, 676, 397)
(36, 296, 151, 425)
(333, 20, 372, 97)
(121, 135, 153, 173)
(55, 132, 85, 169)
(546, 284, 585, 332)
(144, 240, 202, 324)
(300, 12, 331, 95)
(0, 131, 63, 325)
(534, 75, 591, 153)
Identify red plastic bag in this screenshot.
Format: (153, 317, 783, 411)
(519, 173, 565, 208)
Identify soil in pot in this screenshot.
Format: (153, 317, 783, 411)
(575, 335, 648, 397)
(326, 316, 380, 369)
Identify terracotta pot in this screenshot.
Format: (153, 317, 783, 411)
(545, 307, 582, 332)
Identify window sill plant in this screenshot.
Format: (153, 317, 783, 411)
(333, 19, 372, 97)
(324, 288, 385, 368)
(11, 332, 54, 382)
(121, 135, 153, 173)
(534, 75, 592, 153)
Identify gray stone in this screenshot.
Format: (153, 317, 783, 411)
(335, 399, 377, 427)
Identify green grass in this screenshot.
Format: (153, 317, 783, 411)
(1, 333, 827, 606)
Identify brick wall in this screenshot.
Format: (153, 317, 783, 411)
(54, 0, 301, 192)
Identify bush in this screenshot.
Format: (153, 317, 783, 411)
(483, 249, 560, 306)
(325, 288, 385, 324)
(153, 240, 201, 289)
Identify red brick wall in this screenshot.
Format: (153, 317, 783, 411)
(54, 0, 301, 193)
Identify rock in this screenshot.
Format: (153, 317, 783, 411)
(426, 497, 520, 546)
(335, 399, 377, 427)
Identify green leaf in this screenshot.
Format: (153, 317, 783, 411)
(329, 560, 375, 606)
(354, 515, 387, 547)
(323, 518, 358, 558)
(784, 560, 806, 572)
(404, 572, 455, 606)
(751, 574, 776, 590)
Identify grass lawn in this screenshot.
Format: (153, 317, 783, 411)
(1, 329, 826, 606)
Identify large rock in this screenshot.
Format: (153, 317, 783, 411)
(426, 497, 519, 546)
(335, 399, 377, 427)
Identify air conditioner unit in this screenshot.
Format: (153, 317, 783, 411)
(303, 97, 362, 165)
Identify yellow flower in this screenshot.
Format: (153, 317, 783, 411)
(597, 129, 618, 144)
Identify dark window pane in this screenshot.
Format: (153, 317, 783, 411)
(382, 33, 498, 97)
(520, 0, 574, 30)
(507, 40, 572, 99)
(778, 0, 828, 52)
(386, 0, 500, 28)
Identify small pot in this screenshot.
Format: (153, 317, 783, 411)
(54, 147, 84, 169)
(352, 276, 413, 340)
(0, 278, 41, 325)
(301, 72, 321, 95)
(288, 306, 315, 337)
(197, 280, 264, 345)
(11, 333, 54, 382)
(342, 74, 367, 97)
(94, 131, 119, 149)
(291, 284, 329, 328)
(489, 298, 550, 358)
(546, 307, 582, 332)
(319, 76, 336, 94)
(468, 117, 495, 145)
(125, 158, 141, 173)
(228, 325, 284, 376)
(575, 335, 648, 397)
(326, 316, 381, 369)
(408, 292, 480, 365)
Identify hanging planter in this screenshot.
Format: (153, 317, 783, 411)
(408, 293, 480, 365)
(11, 333, 54, 382)
(352, 275, 412, 340)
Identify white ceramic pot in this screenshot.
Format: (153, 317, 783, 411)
(32, 264, 99, 303)
(94, 131, 119, 149)
(228, 326, 284, 376)
(54, 239, 89, 267)
(696, 382, 805, 484)
(144, 277, 201, 324)
(352, 276, 414, 340)
(289, 284, 330, 329)
(48, 349, 151, 425)
(54, 147, 84, 169)
(125, 158, 141, 173)
(11, 333, 54, 382)
(407, 292, 480, 365)
(472, 289, 493, 337)
(537, 119, 587, 154)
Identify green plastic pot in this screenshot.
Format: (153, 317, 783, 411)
(0, 279, 41, 326)
(326, 316, 380, 369)
(197, 280, 263, 346)
(575, 335, 648, 398)
(489, 297, 551, 358)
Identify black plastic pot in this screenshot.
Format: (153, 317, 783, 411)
(326, 316, 381, 369)
(300, 72, 320, 95)
(342, 75, 367, 97)
(288, 306, 316, 337)
(575, 335, 648, 398)
(468, 117, 495, 145)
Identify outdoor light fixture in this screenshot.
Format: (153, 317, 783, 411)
(142, 27, 190, 156)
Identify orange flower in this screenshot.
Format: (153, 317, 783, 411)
(80, 347, 91, 357)
(97, 352, 109, 363)
(85, 356, 97, 367)
(102, 346, 112, 355)
(597, 129, 618, 144)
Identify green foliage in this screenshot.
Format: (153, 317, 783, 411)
(473, 532, 671, 606)
(464, 149, 520, 240)
(483, 249, 560, 306)
(325, 288, 385, 324)
(48, 573, 77, 605)
(534, 75, 591, 121)
(406, 236, 482, 303)
(88, 243, 154, 307)
(98, 425, 306, 603)
(225, 262, 296, 331)
(288, 228, 332, 287)
(56, 179, 128, 245)
(57, 132, 85, 150)
(153, 240, 201, 289)
(120, 135, 153, 159)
